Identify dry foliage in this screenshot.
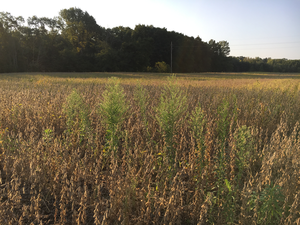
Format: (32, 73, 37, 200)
(0, 73, 299, 224)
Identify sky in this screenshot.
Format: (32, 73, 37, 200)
(2, 0, 300, 59)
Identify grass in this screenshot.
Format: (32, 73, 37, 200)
(0, 72, 300, 224)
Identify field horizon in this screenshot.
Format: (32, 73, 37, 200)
(1, 71, 300, 80)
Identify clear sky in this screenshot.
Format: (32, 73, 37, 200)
(2, 0, 300, 59)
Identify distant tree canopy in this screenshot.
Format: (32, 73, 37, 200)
(0, 8, 299, 73)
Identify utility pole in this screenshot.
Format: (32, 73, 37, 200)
(171, 42, 173, 73)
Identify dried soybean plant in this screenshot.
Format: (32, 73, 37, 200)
(0, 74, 299, 224)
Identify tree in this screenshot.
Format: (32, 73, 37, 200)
(0, 12, 24, 32)
(209, 39, 231, 71)
(155, 61, 170, 72)
(26, 16, 50, 71)
(218, 40, 230, 56)
(59, 8, 102, 54)
(209, 40, 230, 57)
(59, 8, 105, 71)
(0, 12, 24, 72)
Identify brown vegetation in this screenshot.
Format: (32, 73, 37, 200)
(0, 73, 299, 224)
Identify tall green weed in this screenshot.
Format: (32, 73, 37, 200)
(155, 75, 188, 165)
(98, 77, 129, 155)
(63, 89, 91, 143)
(189, 103, 206, 171)
(134, 82, 150, 138)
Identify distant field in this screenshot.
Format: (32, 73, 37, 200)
(0, 72, 299, 224)
(1, 71, 300, 88)
(1, 71, 300, 80)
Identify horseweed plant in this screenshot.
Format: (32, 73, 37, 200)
(206, 99, 235, 223)
(63, 89, 91, 143)
(234, 125, 253, 187)
(215, 100, 230, 198)
(215, 99, 231, 186)
(189, 103, 206, 171)
(222, 125, 254, 224)
(43, 128, 54, 144)
(98, 77, 129, 155)
(134, 82, 150, 138)
(217, 99, 230, 146)
(248, 183, 285, 225)
(155, 75, 188, 166)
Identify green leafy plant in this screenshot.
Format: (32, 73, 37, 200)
(220, 125, 254, 224)
(189, 103, 206, 171)
(98, 77, 129, 155)
(248, 183, 285, 225)
(43, 128, 54, 144)
(63, 89, 91, 143)
(217, 99, 230, 146)
(155, 61, 170, 73)
(234, 125, 253, 188)
(223, 179, 236, 224)
(215, 100, 230, 203)
(155, 75, 188, 165)
(134, 82, 150, 137)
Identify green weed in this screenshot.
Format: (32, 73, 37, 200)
(155, 75, 188, 166)
(98, 77, 129, 155)
(189, 103, 206, 171)
(63, 89, 91, 143)
(134, 82, 150, 138)
(248, 183, 285, 225)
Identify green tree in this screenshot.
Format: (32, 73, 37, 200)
(209, 39, 231, 71)
(59, 7, 104, 71)
(218, 40, 230, 56)
(59, 8, 102, 54)
(26, 16, 51, 71)
(0, 12, 24, 72)
(155, 61, 170, 72)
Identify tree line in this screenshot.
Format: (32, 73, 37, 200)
(227, 56, 300, 73)
(1, 8, 299, 73)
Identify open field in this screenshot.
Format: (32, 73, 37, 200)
(2, 71, 300, 80)
(0, 72, 300, 224)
